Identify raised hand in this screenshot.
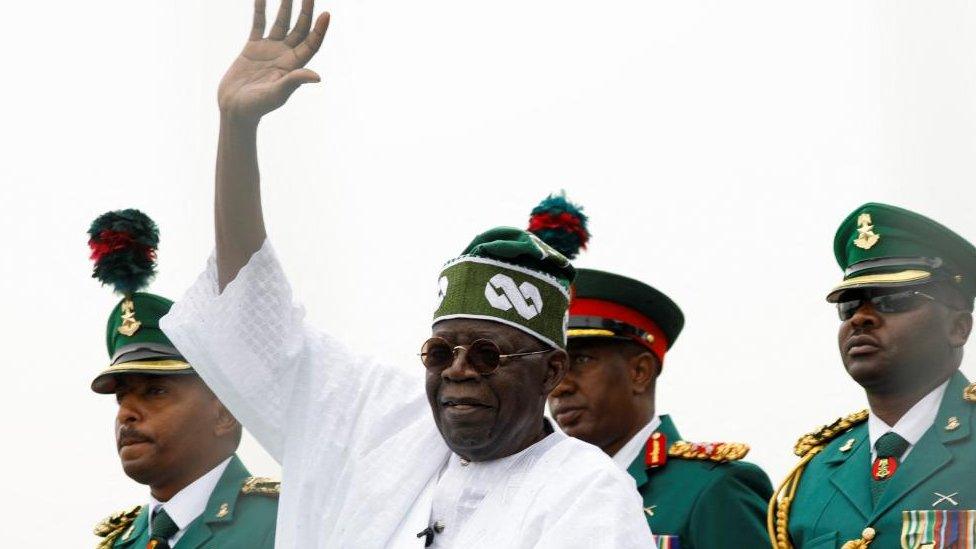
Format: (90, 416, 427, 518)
(218, 0, 330, 123)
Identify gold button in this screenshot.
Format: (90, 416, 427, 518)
(862, 527, 876, 541)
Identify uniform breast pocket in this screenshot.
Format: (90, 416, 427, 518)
(803, 531, 838, 548)
(901, 510, 976, 548)
(652, 534, 680, 549)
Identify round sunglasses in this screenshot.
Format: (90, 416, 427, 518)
(836, 290, 937, 321)
(419, 337, 551, 375)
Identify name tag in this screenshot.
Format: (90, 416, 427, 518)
(653, 534, 680, 549)
(901, 510, 976, 548)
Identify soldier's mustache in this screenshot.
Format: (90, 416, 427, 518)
(117, 426, 152, 450)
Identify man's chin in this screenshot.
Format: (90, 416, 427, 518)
(119, 450, 160, 485)
(120, 461, 158, 485)
(441, 428, 493, 459)
(844, 359, 890, 388)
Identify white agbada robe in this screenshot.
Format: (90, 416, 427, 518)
(161, 241, 654, 548)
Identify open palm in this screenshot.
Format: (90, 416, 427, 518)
(219, 0, 330, 122)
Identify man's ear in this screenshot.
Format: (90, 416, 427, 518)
(629, 351, 660, 395)
(949, 311, 973, 348)
(214, 402, 241, 438)
(542, 349, 569, 395)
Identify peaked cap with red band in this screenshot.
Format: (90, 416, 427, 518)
(567, 268, 684, 362)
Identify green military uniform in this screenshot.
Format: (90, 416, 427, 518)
(87, 210, 279, 548)
(567, 269, 773, 549)
(627, 415, 773, 549)
(770, 203, 976, 548)
(95, 455, 280, 548)
(777, 373, 976, 548)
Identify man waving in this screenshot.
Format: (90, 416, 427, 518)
(162, 1, 652, 547)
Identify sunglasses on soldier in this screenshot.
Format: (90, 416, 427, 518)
(836, 289, 939, 321)
(419, 337, 551, 375)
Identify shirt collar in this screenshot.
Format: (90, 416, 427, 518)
(611, 415, 661, 470)
(149, 456, 233, 534)
(868, 380, 949, 459)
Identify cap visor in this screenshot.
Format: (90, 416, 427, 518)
(566, 328, 617, 338)
(90, 360, 193, 394)
(825, 269, 931, 302)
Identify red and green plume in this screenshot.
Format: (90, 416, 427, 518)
(527, 192, 589, 260)
(88, 209, 159, 294)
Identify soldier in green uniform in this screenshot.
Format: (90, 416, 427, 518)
(769, 203, 976, 549)
(547, 268, 773, 548)
(87, 209, 280, 549)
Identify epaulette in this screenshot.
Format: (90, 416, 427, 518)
(792, 409, 869, 457)
(668, 441, 750, 463)
(769, 409, 870, 549)
(241, 476, 280, 497)
(94, 505, 141, 548)
(964, 382, 976, 403)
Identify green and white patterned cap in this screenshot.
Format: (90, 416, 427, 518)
(433, 227, 575, 349)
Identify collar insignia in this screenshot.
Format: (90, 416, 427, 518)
(853, 213, 881, 250)
(644, 432, 668, 468)
(216, 502, 230, 518)
(946, 416, 961, 431)
(839, 438, 856, 452)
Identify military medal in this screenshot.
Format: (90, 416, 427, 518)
(871, 457, 898, 480)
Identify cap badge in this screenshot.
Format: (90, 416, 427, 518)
(117, 297, 142, 336)
(854, 213, 881, 250)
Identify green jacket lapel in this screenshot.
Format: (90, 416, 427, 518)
(825, 426, 872, 519)
(174, 454, 252, 549)
(625, 415, 683, 490)
(869, 372, 971, 521)
(627, 452, 649, 489)
(656, 415, 683, 443)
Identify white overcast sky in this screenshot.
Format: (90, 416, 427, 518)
(3, 1, 976, 545)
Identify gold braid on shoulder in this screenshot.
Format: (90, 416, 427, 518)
(94, 505, 142, 549)
(241, 476, 281, 497)
(766, 410, 869, 549)
(964, 382, 976, 403)
(668, 441, 750, 462)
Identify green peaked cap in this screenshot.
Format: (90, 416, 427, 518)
(433, 227, 576, 349)
(568, 268, 684, 359)
(93, 292, 192, 393)
(827, 202, 976, 302)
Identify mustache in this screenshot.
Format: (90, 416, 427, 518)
(117, 425, 152, 450)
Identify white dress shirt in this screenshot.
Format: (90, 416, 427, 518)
(162, 241, 653, 548)
(611, 416, 662, 470)
(148, 457, 232, 545)
(868, 379, 949, 461)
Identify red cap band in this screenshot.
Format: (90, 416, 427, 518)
(570, 297, 669, 361)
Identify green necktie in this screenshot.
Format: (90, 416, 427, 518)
(148, 507, 179, 549)
(871, 431, 910, 506)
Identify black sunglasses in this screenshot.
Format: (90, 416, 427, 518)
(419, 337, 550, 375)
(836, 290, 937, 321)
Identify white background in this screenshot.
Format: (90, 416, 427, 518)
(3, 0, 976, 545)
